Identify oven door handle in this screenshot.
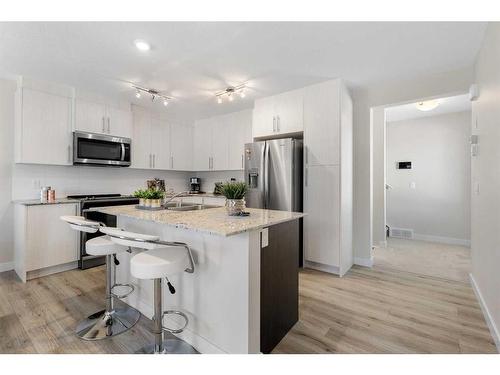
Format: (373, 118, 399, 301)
(120, 143, 126, 161)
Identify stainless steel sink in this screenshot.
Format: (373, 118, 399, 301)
(163, 201, 195, 208)
(167, 204, 220, 212)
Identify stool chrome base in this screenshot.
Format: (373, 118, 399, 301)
(76, 305, 141, 341)
(136, 338, 199, 354)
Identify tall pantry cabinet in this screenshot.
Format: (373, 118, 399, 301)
(303, 79, 353, 276)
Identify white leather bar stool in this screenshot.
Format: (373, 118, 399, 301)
(101, 227, 197, 354)
(60, 216, 141, 340)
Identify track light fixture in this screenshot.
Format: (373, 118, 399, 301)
(133, 85, 172, 108)
(215, 84, 246, 104)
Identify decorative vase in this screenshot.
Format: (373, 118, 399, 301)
(225, 198, 246, 216)
(150, 199, 161, 208)
(139, 198, 146, 207)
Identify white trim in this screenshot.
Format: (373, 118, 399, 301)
(304, 260, 341, 276)
(354, 256, 374, 268)
(469, 273, 500, 352)
(0, 261, 14, 273)
(413, 233, 470, 247)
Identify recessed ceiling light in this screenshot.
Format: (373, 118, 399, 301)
(415, 99, 440, 112)
(134, 40, 151, 52)
(135, 90, 141, 99)
(163, 99, 169, 107)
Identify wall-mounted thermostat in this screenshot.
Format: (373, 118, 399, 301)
(397, 161, 412, 169)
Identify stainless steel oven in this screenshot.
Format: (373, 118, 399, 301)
(73, 131, 131, 167)
(67, 194, 139, 269)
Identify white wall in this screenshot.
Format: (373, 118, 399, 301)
(355, 67, 474, 262)
(194, 171, 244, 193)
(0, 79, 15, 266)
(386, 111, 471, 244)
(470, 22, 500, 349)
(371, 106, 386, 247)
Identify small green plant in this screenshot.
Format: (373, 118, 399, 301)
(220, 181, 247, 200)
(133, 189, 146, 198)
(134, 188, 165, 200)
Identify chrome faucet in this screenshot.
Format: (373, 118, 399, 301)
(162, 191, 191, 208)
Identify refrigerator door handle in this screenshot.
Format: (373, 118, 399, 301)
(263, 142, 270, 209)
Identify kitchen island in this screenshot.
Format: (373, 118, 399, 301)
(90, 205, 304, 354)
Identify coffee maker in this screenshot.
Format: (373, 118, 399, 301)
(189, 177, 202, 194)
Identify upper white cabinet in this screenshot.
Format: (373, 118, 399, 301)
(16, 87, 73, 166)
(304, 81, 341, 166)
(193, 109, 252, 171)
(170, 123, 193, 171)
(131, 108, 192, 171)
(75, 98, 132, 138)
(253, 89, 303, 138)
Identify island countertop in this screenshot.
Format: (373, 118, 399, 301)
(91, 205, 305, 237)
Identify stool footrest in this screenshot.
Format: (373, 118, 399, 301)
(111, 283, 135, 299)
(161, 310, 188, 334)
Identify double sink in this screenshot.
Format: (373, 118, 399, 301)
(163, 201, 220, 212)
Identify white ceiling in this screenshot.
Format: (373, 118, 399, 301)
(385, 94, 471, 122)
(0, 22, 487, 122)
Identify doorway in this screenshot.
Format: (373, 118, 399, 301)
(372, 94, 472, 282)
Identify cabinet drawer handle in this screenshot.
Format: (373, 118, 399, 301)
(107, 117, 110, 133)
(68, 145, 71, 163)
(149, 154, 152, 168)
(171, 155, 173, 169)
(305, 168, 308, 187)
(102, 117, 105, 133)
(241, 154, 244, 169)
(277, 115, 280, 132)
(153, 154, 156, 168)
(273, 116, 276, 132)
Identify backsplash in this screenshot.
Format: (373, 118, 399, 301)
(11, 164, 191, 200)
(192, 171, 244, 194)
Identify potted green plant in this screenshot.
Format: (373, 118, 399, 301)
(133, 189, 146, 207)
(220, 181, 248, 216)
(146, 188, 165, 208)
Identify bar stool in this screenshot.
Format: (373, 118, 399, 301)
(101, 227, 197, 354)
(60, 216, 141, 340)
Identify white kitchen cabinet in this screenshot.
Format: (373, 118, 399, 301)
(193, 119, 213, 171)
(170, 123, 193, 171)
(228, 110, 253, 170)
(193, 109, 252, 171)
(75, 98, 107, 134)
(16, 88, 73, 166)
(304, 80, 341, 166)
(151, 117, 171, 170)
(107, 106, 133, 138)
(303, 79, 353, 276)
(131, 110, 152, 169)
(252, 88, 303, 138)
(304, 165, 340, 267)
(14, 203, 79, 282)
(75, 99, 132, 138)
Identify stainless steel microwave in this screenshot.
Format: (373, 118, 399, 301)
(73, 131, 131, 167)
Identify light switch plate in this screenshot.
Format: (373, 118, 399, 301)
(261, 228, 269, 248)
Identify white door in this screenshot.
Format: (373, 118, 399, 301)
(193, 120, 212, 171)
(228, 110, 252, 170)
(211, 117, 229, 171)
(107, 106, 133, 138)
(20, 89, 72, 165)
(75, 98, 107, 134)
(131, 111, 152, 169)
(304, 81, 340, 166)
(25, 203, 79, 271)
(170, 123, 193, 170)
(252, 96, 275, 138)
(304, 165, 340, 268)
(274, 88, 303, 135)
(151, 117, 171, 170)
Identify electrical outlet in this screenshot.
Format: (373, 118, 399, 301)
(474, 181, 480, 195)
(410, 182, 416, 189)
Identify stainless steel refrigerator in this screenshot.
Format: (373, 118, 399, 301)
(244, 138, 303, 212)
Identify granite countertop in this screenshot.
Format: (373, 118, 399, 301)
(13, 198, 80, 206)
(91, 205, 305, 237)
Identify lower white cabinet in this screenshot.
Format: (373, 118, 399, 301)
(14, 203, 79, 282)
(304, 165, 340, 268)
(16, 88, 73, 166)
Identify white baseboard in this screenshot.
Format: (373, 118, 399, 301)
(304, 260, 340, 275)
(354, 256, 374, 268)
(0, 261, 14, 273)
(412, 234, 470, 247)
(469, 273, 500, 353)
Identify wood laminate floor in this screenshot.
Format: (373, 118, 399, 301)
(0, 265, 496, 354)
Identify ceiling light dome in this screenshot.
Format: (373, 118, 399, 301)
(415, 99, 440, 112)
(134, 39, 151, 51)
